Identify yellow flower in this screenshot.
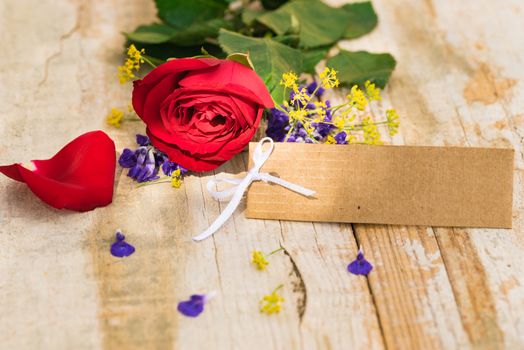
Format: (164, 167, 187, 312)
(362, 117, 382, 145)
(386, 109, 400, 136)
(333, 115, 345, 130)
(106, 108, 124, 128)
(326, 135, 336, 144)
(319, 67, 340, 89)
(260, 285, 284, 314)
(348, 85, 368, 111)
(171, 169, 182, 188)
(280, 71, 298, 90)
(289, 109, 307, 123)
(252, 250, 269, 270)
(291, 87, 311, 106)
(118, 44, 145, 84)
(364, 80, 382, 101)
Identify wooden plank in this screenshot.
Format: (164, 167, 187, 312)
(343, 0, 524, 348)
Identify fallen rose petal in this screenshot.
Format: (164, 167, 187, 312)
(0, 130, 116, 211)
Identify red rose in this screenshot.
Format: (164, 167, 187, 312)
(132, 58, 273, 172)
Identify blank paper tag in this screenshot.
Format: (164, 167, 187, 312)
(246, 143, 514, 228)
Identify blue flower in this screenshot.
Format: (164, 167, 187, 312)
(110, 230, 135, 258)
(306, 81, 325, 97)
(177, 293, 215, 317)
(136, 134, 150, 146)
(347, 248, 373, 275)
(335, 131, 348, 144)
(266, 108, 290, 142)
(128, 147, 160, 183)
(118, 148, 137, 168)
(162, 160, 189, 177)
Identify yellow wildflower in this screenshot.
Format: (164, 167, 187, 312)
(118, 44, 145, 84)
(333, 115, 345, 130)
(280, 71, 299, 90)
(106, 108, 124, 128)
(291, 87, 311, 106)
(364, 80, 382, 101)
(252, 250, 269, 270)
(319, 67, 340, 89)
(386, 109, 400, 136)
(326, 135, 336, 144)
(260, 285, 284, 314)
(362, 117, 382, 145)
(171, 169, 182, 188)
(348, 85, 368, 111)
(289, 109, 307, 123)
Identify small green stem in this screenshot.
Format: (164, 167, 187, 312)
(141, 55, 157, 68)
(136, 177, 171, 188)
(267, 247, 284, 257)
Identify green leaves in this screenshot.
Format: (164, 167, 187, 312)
(218, 29, 303, 101)
(342, 2, 378, 39)
(124, 0, 397, 96)
(125, 24, 175, 44)
(155, 0, 228, 29)
(258, 0, 348, 48)
(327, 50, 397, 88)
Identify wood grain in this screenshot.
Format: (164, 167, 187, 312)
(0, 0, 523, 349)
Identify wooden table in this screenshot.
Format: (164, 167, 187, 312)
(1, 0, 523, 349)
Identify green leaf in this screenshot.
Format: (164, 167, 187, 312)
(170, 18, 232, 46)
(155, 0, 228, 28)
(125, 24, 176, 44)
(326, 50, 396, 88)
(261, 0, 288, 10)
(226, 53, 255, 70)
(257, 0, 349, 48)
(342, 2, 378, 39)
(218, 29, 303, 102)
(301, 47, 329, 73)
(241, 8, 265, 26)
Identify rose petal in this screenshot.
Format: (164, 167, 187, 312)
(178, 60, 274, 108)
(0, 131, 116, 211)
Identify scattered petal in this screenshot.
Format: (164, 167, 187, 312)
(110, 230, 135, 258)
(0, 131, 116, 211)
(178, 293, 215, 317)
(347, 248, 373, 275)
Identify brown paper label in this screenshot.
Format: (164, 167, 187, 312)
(246, 143, 514, 228)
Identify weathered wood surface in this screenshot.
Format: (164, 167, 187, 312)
(0, 0, 523, 349)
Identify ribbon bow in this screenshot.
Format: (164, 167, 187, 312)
(193, 137, 316, 241)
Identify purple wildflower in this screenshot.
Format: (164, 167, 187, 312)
(266, 108, 290, 142)
(128, 147, 160, 183)
(136, 134, 150, 146)
(118, 148, 137, 168)
(335, 131, 348, 144)
(178, 293, 215, 317)
(306, 81, 325, 97)
(162, 160, 189, 176)
(110, 230, 135, 258)
(347, 248, 373, 275)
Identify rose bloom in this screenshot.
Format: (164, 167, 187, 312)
(132, 58, 274, 171)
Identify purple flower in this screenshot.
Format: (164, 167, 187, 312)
(347, 248, 373, 275)
(110, 230, 135, 258)
(136, 134, 150, 146)
(118, 148, 137, 168)
(162, 160, 189, 176)
(306, 81, 325, 97)
(178, 293, 214, 317)
(266, 108, 290, 142)
(128, 147, 160, 183)
(335, 131, 348, 144)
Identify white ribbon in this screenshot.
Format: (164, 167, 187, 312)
(193, 137, 316, 241)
